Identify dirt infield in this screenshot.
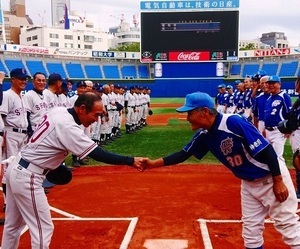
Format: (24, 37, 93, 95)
(0, 165, 295, 248)
(0, 109, 298, 248)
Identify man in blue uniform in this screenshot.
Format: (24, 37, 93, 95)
(264, 75, 292, 161)
(146, 92, 300, 249)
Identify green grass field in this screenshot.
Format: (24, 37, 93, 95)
(67, 97, 295, 169)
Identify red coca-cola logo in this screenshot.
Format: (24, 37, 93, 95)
(169, 51, 210, 61)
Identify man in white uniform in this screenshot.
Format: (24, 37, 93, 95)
(1, 92, 147, 249)
(0, 68, 29, 213)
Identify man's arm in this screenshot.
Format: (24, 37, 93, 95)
(147, 150, 192, 169)
(88, 146, 146, 171)
(254, 144, 289, 203)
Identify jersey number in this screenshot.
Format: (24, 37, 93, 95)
(226, 155, 243, 167)
(30, 115, 50, 143)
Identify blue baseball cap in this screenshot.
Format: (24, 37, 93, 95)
(176, 92, 215, 113)
(10, 68, 30, 79)
(76, 81, 87, 88)
(217, 84, 226, 88)
(234, 80, 241, 85)
(266, 75, 281, 83)
(226, 85, 233, 89)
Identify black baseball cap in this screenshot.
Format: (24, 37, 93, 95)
(10, 68, 30, 79)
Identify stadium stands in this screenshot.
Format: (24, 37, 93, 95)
(242, 63, 260, 77)
(279, 61, 298, 77)
(230, 64, 242, 76)
(5, 59, 25, 72)
(65, 62, 85, 78)
(26, 60, 48, 76)
(121, 65, 137, 79)
(102, 65, 120, 79)
(261, 63, 278, 76)
(138, 65, 149, 78)
(84, 64, 103, 79)
(46, 62, 67, 78)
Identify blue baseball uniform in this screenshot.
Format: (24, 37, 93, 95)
(264, 91, 292, 159)
(163, 113, 300, 248)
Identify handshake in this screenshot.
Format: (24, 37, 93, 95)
(132, 157, 162, 171)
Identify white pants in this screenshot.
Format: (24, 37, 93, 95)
(241, 159, 300, 248)
(265, 129, 286, 161)
(290, 129, 300, 153)
(1, 155, 54, 249)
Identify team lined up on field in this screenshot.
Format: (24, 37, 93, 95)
(215, 71, 300, 198)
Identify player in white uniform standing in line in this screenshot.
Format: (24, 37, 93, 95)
(99, 84, 111, 145)
(0, 68, 29, 213)
(124, 86, 136, 134)
(23, 72, 48, 138)
(108, 84, 119, 139)
(1, 92, 147, 249)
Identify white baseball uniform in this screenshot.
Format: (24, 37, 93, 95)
(1, 107, 98, 248)
(0, 89, 28, 184)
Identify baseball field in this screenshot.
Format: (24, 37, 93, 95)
(0, 99, 298, 248)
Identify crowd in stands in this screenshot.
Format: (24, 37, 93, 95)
(215, 70, 300, 199)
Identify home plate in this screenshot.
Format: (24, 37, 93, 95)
(143, 239, 188, 249)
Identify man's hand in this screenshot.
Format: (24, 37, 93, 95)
(273, 175, 289, 203)
(132, 157, 148, 171)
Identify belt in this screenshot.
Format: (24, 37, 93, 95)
(265, 126, 277, 131)
(128, 106, 135, 108)
(0, 131, 3, 136)
(18, 158, 49, 175)
(12, 128, 27, 134)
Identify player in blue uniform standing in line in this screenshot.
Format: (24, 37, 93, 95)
(264, 75, 292, 162)
(145, 92, 300, 249)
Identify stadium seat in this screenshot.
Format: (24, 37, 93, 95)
(84, 64, 103, 79)
(5, 59, 26, 72)
(121, 65, 137, 79)
(65, 63, 85, 78)
(26, 60, 48, 76)
(242, 63, 260, 77)
(102, 65, 120, 79)
(46, 62, 67, 78)
(0, 59, 8, 75)
(261, 63, 278, 76)
(230, 64, 242, 76)
(279, 61, 298, 77)
(138, 65, 149, 78)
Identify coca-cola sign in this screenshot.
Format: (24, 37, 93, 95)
(169, 51, 210, 61)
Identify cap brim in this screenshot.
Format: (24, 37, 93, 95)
(176, 106, 195, 113)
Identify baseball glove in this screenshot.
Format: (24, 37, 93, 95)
(115, 102, 123, 111)
(46, 164, 72, 185)
(148, 109, 153, 115)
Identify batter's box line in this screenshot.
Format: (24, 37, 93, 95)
(50, 206, 138, 249)
(197, 212, 300, 249)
